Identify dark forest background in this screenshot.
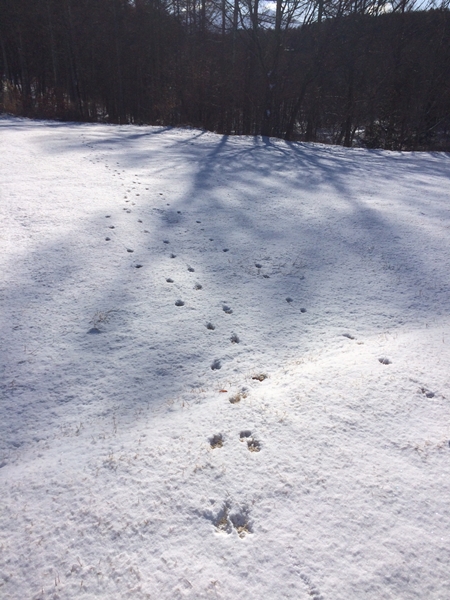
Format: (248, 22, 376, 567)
(1, 0, 449, 150)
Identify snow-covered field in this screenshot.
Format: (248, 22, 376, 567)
(1, 116, 450, 600)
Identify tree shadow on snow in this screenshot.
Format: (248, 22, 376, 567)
(1, 118, 450, 459)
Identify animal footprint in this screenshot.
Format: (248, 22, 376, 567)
(211, 359, 221, 370)
(247, 438, 261, 452)
(223, 305, 233, 314)
(229, 390, 247, 404)
(175, 299, 185, 306)
(212, 503, 252, 538)
(170, 253, 176, 258)
(286, 297, 293, 303)
(194, 283, 203, 290)
(343, 333, 355, 339)
(188, 266, 195, 272)
(252, 373, 267, 381)
(214, 504, 232, 534)
(240, 431, 261, 452)
(206, 322, 215, 330)
(230, 333, 240, 344)
(166, 278, 174, 283)
(230, 509, 253, 538)
(240, 430, 252, 439)
(209, 434, 223, 449)
(379, 357, 391, 365)
(420, 387, 435, 398)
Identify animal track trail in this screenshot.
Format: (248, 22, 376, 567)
(298, 573, 324, 600)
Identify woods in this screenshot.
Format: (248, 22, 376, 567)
(1, 0, 449, 150)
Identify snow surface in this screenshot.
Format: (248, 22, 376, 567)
(1, 116, 450, 599)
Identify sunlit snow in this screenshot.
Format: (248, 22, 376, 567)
(1, 116, 450, 599)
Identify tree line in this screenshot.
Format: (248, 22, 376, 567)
(1, 0, 449, 150)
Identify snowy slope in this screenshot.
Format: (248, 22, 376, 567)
(1, 116, 450, 599)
